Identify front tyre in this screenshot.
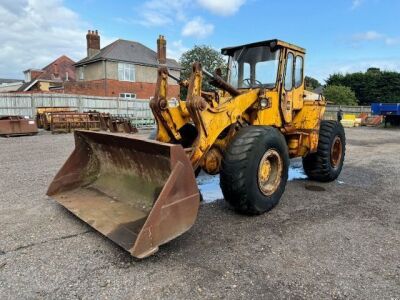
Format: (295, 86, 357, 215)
(220, 126, 289, 215)
(302, 120, 346, 182)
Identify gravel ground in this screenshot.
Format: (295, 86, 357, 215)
(0, 127, 399, 299)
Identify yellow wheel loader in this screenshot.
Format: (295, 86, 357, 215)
(47, 39, 346, 258)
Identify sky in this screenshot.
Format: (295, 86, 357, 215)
(0, 0, 400, 82)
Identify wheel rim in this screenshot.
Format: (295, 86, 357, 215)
(330, 136, 343, 169)
(257, 149, 283, 196)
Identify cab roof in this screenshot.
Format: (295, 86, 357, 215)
(221, 39, 306, 56)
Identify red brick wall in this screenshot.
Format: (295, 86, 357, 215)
(63, 79, 180, 99)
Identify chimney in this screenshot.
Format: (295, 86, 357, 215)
(86, 30, 100, 58)
(53, 63, 59, 78)
(157, 35, 166, 65)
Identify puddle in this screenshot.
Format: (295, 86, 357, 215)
(288, 165, 308, 181)
(305, 185, 326, 192)
(197, 164, 308, 203)
(197, 174, 223, 203)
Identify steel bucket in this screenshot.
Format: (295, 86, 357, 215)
(47, 130, 200, 258)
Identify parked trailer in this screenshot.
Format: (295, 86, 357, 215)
(0, 116, 38, 137)
(371, 103, 400, 127)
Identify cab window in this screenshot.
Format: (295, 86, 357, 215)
(295, 56, 304, 88)
(284, 53, 294, 91)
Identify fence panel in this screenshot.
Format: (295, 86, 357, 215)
(1, 93, 373, 125)
(0, 93, 155, 127)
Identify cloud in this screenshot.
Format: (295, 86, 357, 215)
(168, 40, 189, 60)
(197, 0, 246, 16)
(385, 37, 400, 46)
(0, 0, 88, 78)
(351, 0, 363, 10)
(351, 31, 400, 46)
(182, 17, 214, 38)
(308, 58, 400, 83)
(136, 0, 190, 27)
(352, 31, 383, 41)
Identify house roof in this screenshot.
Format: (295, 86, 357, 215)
(0, 78, 23, 85)
(18, 55, 76, 92)
(75, 39, 181, 70)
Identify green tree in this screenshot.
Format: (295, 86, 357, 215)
(326, 69, 400, 105)
(179, 45, 227, 98)
(305, 76, 321, 91)
(323, 85, 359, 105)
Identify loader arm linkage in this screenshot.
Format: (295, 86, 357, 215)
(152, 62, 261, 171)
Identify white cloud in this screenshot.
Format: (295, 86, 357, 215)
(168, 40, 189, 60)
(351, 0, 363, 10)
(351, 31, 400, 47)
(352, 31, 383, 41)
(182, 17, 214, 38)
(197, 0, 246, 16)
(385, 37, 400, 46)
(308, 58, 400, 83)
(136, 0, 190, 27)
(0, 0, 88, 78)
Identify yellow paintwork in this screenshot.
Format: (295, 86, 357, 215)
(151, 40, 326, 173)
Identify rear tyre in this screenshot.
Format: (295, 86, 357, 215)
(302, 120, 346, 182)
(220, 126, 289, 215)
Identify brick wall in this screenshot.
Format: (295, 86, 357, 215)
(63, 79, 180, 99)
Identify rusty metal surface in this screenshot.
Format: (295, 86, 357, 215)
(36, 107, 77, 130)
(47, 130, 199, 258)
(50, 112, 101, 133)
(0, 116, 38, 137)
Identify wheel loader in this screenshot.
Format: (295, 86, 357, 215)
(47, 39, 346, 258)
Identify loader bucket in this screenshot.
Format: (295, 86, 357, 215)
(47, 130, 200, 258)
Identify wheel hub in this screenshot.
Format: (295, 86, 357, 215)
(330, 136, 343, 169)
(257, 149, 283, 196)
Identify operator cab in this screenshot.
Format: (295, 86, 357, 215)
(221, 39, 305, 90)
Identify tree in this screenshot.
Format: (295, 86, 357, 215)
(326, 69, 400, 105)
(179, 45, 227, 98)
(323, 85, 359, 106)
(305, 76, 321, 91)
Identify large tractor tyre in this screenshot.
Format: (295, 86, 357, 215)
(220, 126, 289, 215)
(302, 120, 346, 182)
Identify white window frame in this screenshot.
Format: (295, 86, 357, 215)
(79, 67, 84, 80)
(119, 93, 136, 99)
(118, 63, 135, 82)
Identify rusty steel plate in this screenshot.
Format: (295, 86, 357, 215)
(47, 130, 200, 258)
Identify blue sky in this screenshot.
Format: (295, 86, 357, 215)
(1, 0, 400, 82)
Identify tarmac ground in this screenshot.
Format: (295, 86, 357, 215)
(0, 127, 399, 299)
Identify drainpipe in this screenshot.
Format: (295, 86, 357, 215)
(103, 60, 107, 96)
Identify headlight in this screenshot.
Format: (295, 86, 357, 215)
(260, 98, 270, 109)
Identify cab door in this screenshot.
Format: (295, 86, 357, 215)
(281, 51, 294, 123)
(292, 54, 305, 110)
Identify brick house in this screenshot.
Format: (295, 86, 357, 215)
(66, 30, 182, 99)
(18, 55, 76, 92)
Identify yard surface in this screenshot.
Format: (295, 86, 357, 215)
(0, 127, 399, 299)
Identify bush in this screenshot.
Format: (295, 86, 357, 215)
(323, 85, 359, 105)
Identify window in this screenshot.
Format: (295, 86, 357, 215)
(25, 72, 31, 82)
(79, 67, 84, 80)
(118, 63, 135, 82)
(284, 53, 294, 91)
(119, 93, 136, 99)
(228, 46, 280, 89)
(295, 56, 303, 88)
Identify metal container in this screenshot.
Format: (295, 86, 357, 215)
(0, 116, 38, 137)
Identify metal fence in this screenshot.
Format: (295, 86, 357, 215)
(0, 93, 155, 127)
(0, 93, 372, 125)
(324, 105, 371, 120)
